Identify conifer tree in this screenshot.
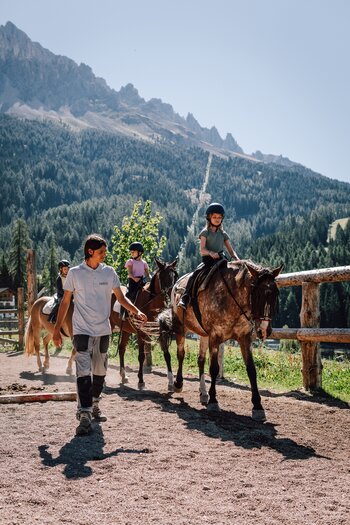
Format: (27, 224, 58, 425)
(8, 219, 31, 290)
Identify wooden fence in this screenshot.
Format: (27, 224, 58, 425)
(270, 265, 350, 390)
(0, 288, 25, 351)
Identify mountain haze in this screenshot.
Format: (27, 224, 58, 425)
(0, 21, 291, 165)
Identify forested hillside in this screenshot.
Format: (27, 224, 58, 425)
(1, 113, 350, 330)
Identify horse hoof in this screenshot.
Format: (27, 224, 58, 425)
(168, 384, 175, 393)
(138, 382, 145, 390)
(143, 366, 152, 374)
(121, 376, 129, 384)
(252, 409, 266, 422)
(200, 394, 209, 405)
(174, 385, 183, 393)
(207, 402, 220, 412)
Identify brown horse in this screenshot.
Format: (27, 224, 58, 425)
(110, 258, 178, 389)
(25, 296, 75, 373)
(158, 259, 282, 420)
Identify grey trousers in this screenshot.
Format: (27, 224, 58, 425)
(73, 334, 109, 411)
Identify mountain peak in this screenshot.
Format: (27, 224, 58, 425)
(0, 22, 248, 160)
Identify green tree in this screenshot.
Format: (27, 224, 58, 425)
(41, 239, 58, 295)
(8, 219, 31, 290)
(110, 200, 166, 284)
(0, 254, 13, 288)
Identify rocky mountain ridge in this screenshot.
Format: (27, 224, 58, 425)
(0, 21, 296, 166)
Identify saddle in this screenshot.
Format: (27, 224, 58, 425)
(190, 258, 227, 332)
(42, 296, 57, 315)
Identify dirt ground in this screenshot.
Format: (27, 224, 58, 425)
(0, 349, 349, 525)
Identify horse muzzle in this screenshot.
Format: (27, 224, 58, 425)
(255, 318, 271, 340)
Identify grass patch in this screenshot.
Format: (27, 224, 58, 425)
(109, 336, 350, 403)
(3, 334, 348, 403)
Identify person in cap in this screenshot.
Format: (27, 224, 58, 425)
(48, 259, 70, 323)
(125, 241, 150, 303)
(178, 202, 239, 310)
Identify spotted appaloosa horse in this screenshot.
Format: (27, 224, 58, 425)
(24, 296, 75, 373)
(110, 258, 178, 390)
(158, 260, 282, 421)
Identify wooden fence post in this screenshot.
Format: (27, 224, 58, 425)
(300, 282, 322, 390)
(17, 287, 25, 352)
(26, 249, 37, 316)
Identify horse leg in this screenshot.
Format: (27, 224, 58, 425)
(174, 334, 185, 393)
(159, 322, 174, 392)
(218, 343, 225, 380)
(119, 332, 130, 384)
(143, 342, 152, 373)
(239, 334, 266, 421)
(33, 327, 44, 372)
(198, 336, 209, 405)
(42, 333, 51, 371)
(137, 334, 145, 390)
(66, 346, 76, 375)
(207, 341, 220, 411)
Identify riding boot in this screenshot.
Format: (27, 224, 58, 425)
(178, 293, 190, 310)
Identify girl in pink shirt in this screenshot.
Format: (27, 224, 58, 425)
(125, 242, 150, 302)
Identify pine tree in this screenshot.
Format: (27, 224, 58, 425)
(41, 239, 58, 295)
(8, 219, 31, 290)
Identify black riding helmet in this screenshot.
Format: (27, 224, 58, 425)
(206, 202, 225, 219)
(58, 259, 70, 269)
(129, 242, 144, 253)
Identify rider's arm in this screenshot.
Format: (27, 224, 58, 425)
(113, 287, 147, 322)
(225, 239, 240, 260)
(52, 290, 73, 347)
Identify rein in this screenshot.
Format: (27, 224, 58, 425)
(219, 270, 255, 329)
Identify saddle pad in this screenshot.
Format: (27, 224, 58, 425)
(42, 297, 56, 315)
(113, 300, 121, 313)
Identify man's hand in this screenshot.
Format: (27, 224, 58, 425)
(52, 328, 62, 348)
(133, 310, 147, 323)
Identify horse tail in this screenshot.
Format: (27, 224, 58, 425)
(158, 308, 177, 351)
(24, 316, 35, 356)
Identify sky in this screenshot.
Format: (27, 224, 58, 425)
(1, 0, 350, 183)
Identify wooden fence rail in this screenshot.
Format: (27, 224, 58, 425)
(0, 288, 25, 351)
(270, 265, 350, 390)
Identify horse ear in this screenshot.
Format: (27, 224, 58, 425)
(271, 264, 283, 278)
(245, 262, 260, 281)
(170, 259, 178, 268)
(155, 258, 165, 270)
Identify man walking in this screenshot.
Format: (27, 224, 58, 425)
(53, 234, 147, 436)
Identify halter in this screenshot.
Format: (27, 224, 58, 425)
(220, 267, 278, 334)
(147, 264, 178, 307)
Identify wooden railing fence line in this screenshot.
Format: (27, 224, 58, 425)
(270, 265, 350, 390)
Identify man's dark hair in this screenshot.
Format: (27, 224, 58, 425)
(84, 234, 107, 260)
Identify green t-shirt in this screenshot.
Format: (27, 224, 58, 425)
(199, 228, 229, 253)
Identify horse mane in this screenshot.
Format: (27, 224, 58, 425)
(149, 270, 158, 295)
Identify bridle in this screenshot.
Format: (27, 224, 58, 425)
(156, 265, 179, 306)
(220, 267, 279, 338)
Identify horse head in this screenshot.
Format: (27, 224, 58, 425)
(246, 263, 283, 340)
(151, 258, 179, 304)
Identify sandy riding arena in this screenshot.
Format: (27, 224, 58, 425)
(0, 350, 349, 525)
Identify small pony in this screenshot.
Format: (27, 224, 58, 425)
(25, 296, 74, 373)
